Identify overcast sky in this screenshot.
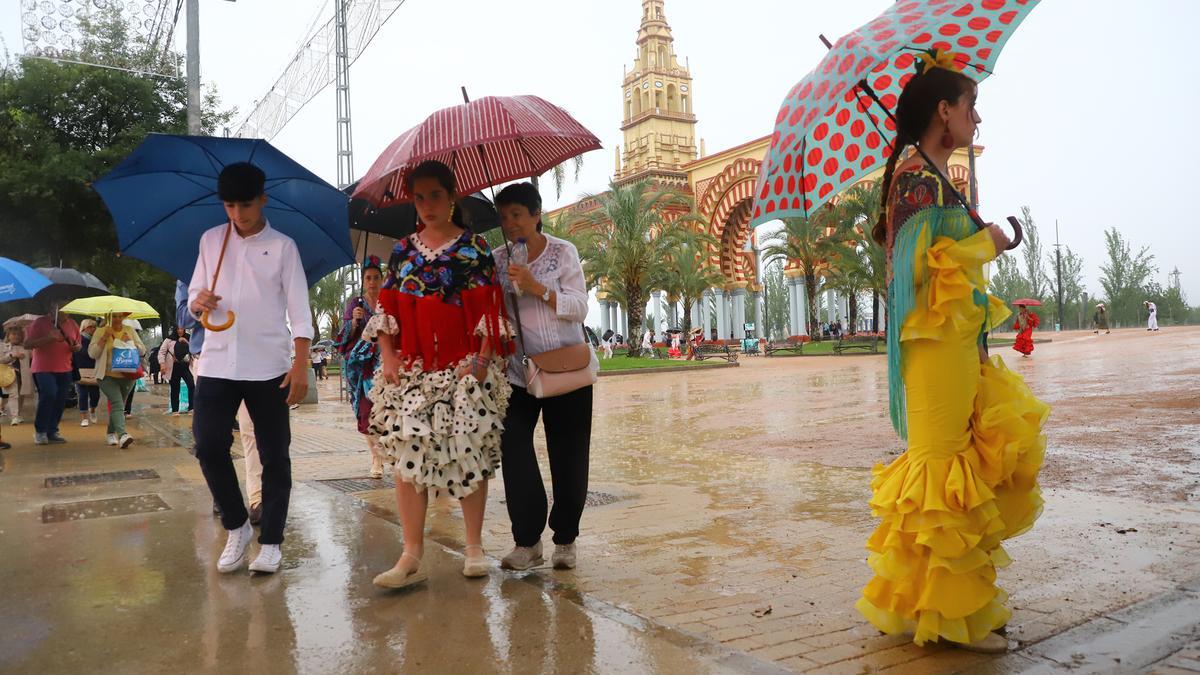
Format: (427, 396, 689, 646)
(3, 0, 1198, 305)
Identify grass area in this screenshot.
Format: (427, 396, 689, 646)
(599, 355, 724, 371)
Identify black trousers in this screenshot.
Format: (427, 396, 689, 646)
(170, 366, 195, 412)
(193, 375, 291, 544)
(500, 384, 593, 547)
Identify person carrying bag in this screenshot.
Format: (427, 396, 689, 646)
(88, 313, 147, 448)
(492, 182, 598, 574)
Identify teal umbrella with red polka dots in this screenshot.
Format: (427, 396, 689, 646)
(750, 0, 1040, 238)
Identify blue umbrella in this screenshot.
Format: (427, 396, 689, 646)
(0, 257, 51, 303)
(94, 134, 354, 287)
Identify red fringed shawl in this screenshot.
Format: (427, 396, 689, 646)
(379, 232, 510, 371)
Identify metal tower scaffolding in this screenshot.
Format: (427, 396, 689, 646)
(334, 0, 354, 188)
(234, 0, 405, 155)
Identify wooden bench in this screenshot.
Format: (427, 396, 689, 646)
(834, 334, 881, 354)
(764, 340, 805, 357)
(694, 343, 739, 363)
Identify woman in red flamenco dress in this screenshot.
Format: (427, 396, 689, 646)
(1012, 305, 1039, 357)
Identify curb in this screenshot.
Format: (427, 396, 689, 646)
(598, 362, 739, 377)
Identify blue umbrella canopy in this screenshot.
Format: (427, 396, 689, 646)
(0, 257, 51, 303)
(94, 134, 354, 287)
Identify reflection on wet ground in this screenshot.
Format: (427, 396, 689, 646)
(1, 328, 1198, 672)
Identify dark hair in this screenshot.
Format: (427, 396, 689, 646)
(217, 162, 266, 202)
(495, 182, 544, 232)
(405, 160, 465, 227)
(872, 65, 975, 246)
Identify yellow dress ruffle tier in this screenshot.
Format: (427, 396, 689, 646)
(857, 225, 1050, 647)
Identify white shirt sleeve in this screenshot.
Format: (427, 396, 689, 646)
(554, 242, 589, 322)
(281, 237, 315, 342)
(188, 228, 211, 317)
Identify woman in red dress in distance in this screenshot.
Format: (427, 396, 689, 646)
(1012, 304, 1039, 357)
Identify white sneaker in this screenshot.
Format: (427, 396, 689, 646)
(80, 418, 90, 427)
(249, 544, 282, 574)
(217, 520, 253, 573)
(119, 434, 133, 449)
(106, 434, 118, 446)
(500, 541, 543, 570)
(89, 412, 97, 424)
(10, 417, 21, 426)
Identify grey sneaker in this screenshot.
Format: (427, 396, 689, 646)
(34, 432, 49, 445)
(500, 541, 543, 570)
(47, 433, 67, 444)
(552, 543, 577, 570)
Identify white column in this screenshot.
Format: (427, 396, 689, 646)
(796, 280, 808, 337)
(713, 288, 727, 340)
(732, 289, 747, 339)
(600, 300, 611, 334)
(751, 290, 763, 338)
(618, 305, 628, 338)
(651, 290, 663, 332)
(691, 300, 701, 332)
(826, 289, 836, 326)
(701, 292, 712, 337)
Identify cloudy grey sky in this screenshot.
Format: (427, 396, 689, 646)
(4, 0, 1198, 304)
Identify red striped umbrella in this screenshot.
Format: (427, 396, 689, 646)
(352, 95, 601, 207)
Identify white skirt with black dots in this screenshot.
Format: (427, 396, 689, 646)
(367, 356, 511, 499)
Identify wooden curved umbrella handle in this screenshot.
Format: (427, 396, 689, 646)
(1004, 216, 1024, 251)
(201, 309, 236, 332)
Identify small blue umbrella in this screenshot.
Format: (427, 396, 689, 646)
(94, 134, 354, 287)
(0, 257, 51, 303)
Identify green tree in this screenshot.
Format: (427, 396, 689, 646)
(309, 266, 354, 341)
(1046, 245, 1086, 329)
(571, 180, 695, 356)
(761, 205, 849, 340)
(658, 235, 723, 337)
(1018, 206, 1050, 302)
(1099, 227, 1156, 327)
(989, 254, 1027, 331)
(760, 261, 789, 340)
(837, 182, 887, 332)
(0, 10, 234, 336)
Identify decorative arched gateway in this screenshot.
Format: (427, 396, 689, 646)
(547, 0, 985, 343)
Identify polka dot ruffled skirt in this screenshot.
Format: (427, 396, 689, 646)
(367, 357, 512, 499)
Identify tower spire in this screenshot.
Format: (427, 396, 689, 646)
(639, 0, 673, 44)
(617, 0, 697, 186)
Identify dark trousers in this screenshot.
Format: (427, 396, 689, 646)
(193, 375, 291, 544)
(170, 366, 195, 412)
(124, 386, 134, 415)
(500, 384, 593, 546)
(77, 383, 100, 412)
(33, 372, 72, 435)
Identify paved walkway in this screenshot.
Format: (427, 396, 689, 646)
(2, 327, 1199, 672)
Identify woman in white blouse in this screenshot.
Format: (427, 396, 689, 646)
(492, 182, 595, 572)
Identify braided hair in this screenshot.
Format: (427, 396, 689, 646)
(871, 64, 976, 246)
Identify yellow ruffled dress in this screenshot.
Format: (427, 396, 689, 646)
(855, 167, 1050, 646)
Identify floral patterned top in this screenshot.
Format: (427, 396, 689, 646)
(366, 230, 509, 372)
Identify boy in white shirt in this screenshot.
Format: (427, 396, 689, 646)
(188, 162, 312, 575)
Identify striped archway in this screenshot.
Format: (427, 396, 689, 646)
(696, 157, 762, 286)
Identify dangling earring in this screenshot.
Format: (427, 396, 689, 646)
(448, 202, 456, 225)
(940, 123, 955, 149)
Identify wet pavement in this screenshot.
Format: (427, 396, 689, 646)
(1, 327, 1198, 673)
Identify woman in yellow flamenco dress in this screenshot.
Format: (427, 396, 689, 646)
(854, 54, 1050, 653)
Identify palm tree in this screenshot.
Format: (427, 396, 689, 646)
(309, 266, 353, 341)
(833, 181, 886, 333)
(760, 205, 849, 340)
(659, 234, 723, 336)
(572, 179, 696, 356)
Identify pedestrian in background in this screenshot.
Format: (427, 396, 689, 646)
(24, 303, 81, 445)
(88, 312, 146, 448)
(1, 325, 31, 426)
(73, 319, 101, 427)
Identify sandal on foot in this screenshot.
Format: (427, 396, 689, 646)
(373, 552, 426, 589)
(959, 632, 1009, 654)
(462, 545, 489, 578)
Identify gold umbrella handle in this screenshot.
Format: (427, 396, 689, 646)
(201, 310, 236, 332)
(202, 222, 236, 332)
